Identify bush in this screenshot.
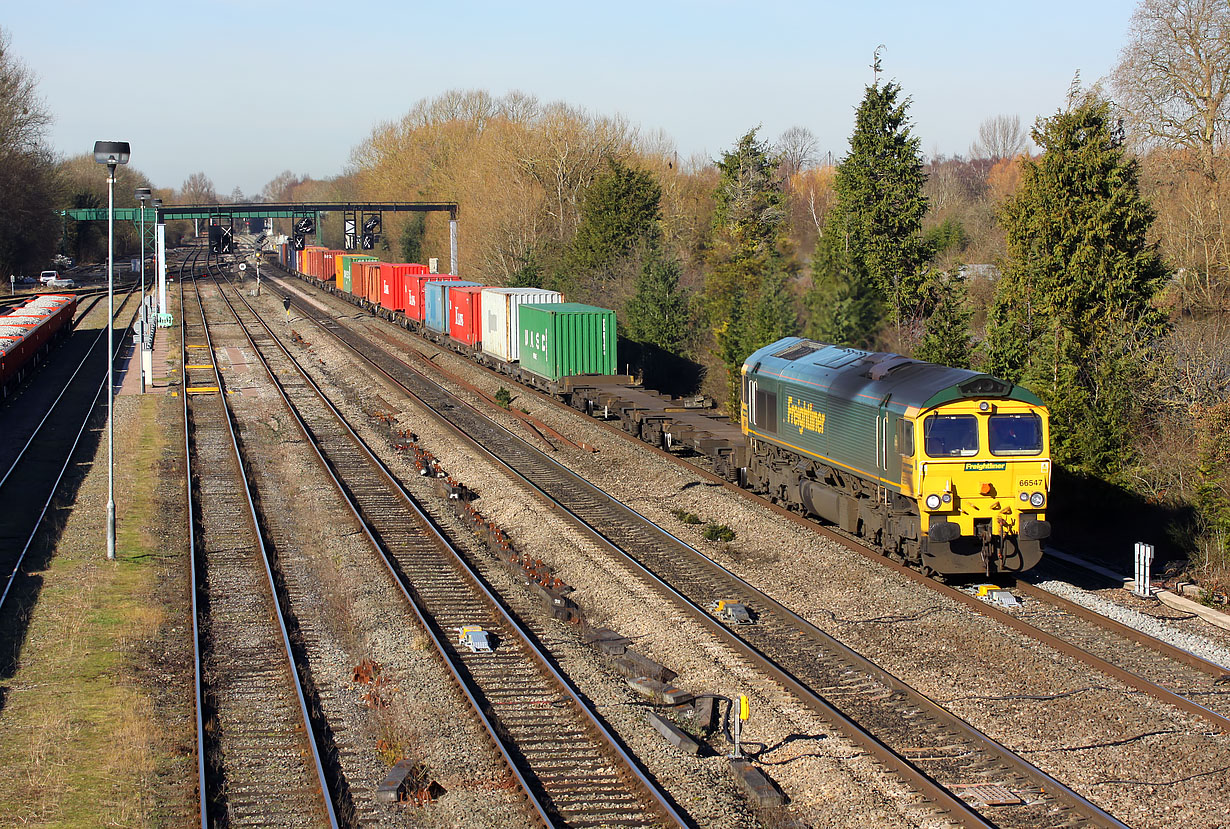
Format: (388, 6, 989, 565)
(703, 523, 736, 542)
(494, 387, 512, 409)
(671, 508, 702, 525)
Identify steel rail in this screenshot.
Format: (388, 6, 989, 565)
(214, 266, 686, 828)
(1017, 571, 1230, 678)
(274, 278, 1134, 829)
(186, 255, 339, 827)
(177, 249, 208, 829)
(1, 288, 125, 490)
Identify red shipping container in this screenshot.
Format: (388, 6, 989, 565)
(404, 274, 459, 322)
(448, 285, 486, 347)
(378, 264, 404, 311)
(378, 264, 428, 312)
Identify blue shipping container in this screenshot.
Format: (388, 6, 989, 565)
(424, 279, 481, 333)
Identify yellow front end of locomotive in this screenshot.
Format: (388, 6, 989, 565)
(912, 399, 1051, 542)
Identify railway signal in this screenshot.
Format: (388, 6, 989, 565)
(294, 216, 314, 235)
(344, 215, 357, 250)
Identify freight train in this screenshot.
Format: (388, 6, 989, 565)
(1, 293, 78, 399)
(275, 243, 1049, 577)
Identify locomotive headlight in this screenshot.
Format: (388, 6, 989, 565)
(925, 494, 942, 510)
(1019, 492, 1029, 502)
(942, 493, 951, 503)
(1030, 491, 1045, 508)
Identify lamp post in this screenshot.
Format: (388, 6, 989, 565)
(94, 140, 130, 562)
(135, 187, 151, 393)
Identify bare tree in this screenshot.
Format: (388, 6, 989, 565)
(775, 125, 818, 178)
(969, 115, 1027, 160)
(0, 27, 58, 275)
(179, 172, 217, 204)
(260, 170, 304, 202)
(1111, 0, 1230, 180)
(0, 29, 50, 154)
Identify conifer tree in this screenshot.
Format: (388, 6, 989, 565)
(914, 270, 973, 368)
(824, 80, 931, 334)
(805, 223, 881, 348)
(987, 94, 1169, 475)
(570, 158, 662, 274)
(624, 253, 692, 354)
(704, 128, 792, 411)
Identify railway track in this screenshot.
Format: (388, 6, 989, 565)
(266, 273, 1129, 829)
(0, 280, 140, 618)
(206, 265, 685, 828)
(181, 253, 338, 827)
(294, 265, 1230, 737)
(1009, 575, 1230, 721)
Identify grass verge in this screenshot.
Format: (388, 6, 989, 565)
(0, 392, 194, 827)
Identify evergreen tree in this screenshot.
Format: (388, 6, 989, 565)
(623, 253, 692, 354)
(399, 213, 426, 263)
(828, 80, 931, 332)
(914, 269, 973, 368)
(704, 128, 789, 411)
(804, 223, 881, 348)
(987, 94, 1169, 476)
(747, 269, 798, 353)
(570, 159, 662, 274)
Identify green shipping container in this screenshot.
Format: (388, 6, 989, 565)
(340, 254, 377, 294)
(518, 302, 617, 381)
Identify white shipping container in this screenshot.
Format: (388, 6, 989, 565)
(480, 287, 562, 362)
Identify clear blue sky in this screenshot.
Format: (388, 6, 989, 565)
(9, 0, 1138, 198)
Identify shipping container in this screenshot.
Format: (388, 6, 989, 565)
(351, 260, 381, 304)
(480, 287, 563, 363)
(424, 279, 480, 333)
(517, 303, 617, 381)
(447, 285, 487, 348)
(378, 264, 403, 312)
(405, 273, 457, 322)
(337, 254, 378, 293)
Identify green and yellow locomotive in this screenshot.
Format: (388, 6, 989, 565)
(742, 338, 1051, 576)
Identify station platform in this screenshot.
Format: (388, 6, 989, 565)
(116, 324, 177, 396)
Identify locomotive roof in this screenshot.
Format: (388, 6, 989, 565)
(743, 337, 1044, 412)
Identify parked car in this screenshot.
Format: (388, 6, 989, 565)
(39, 270, 59, 284)
(47, 278, 76, 289)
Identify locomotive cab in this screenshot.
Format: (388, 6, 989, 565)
(912, 398, 1051, 575)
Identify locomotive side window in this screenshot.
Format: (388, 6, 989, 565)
(989, 413, 1043, 455)
(895, 418, 914, 457)
(924, 415, 978, 457)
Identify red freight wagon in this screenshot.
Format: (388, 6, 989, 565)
(448, 285, 486, 347)
(1, 293, 77, 396)
(404, 273, 458, 322)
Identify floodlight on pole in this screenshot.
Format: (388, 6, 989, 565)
(94, 140, 130, 563)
